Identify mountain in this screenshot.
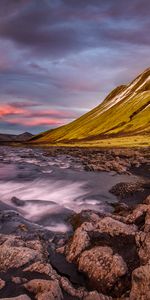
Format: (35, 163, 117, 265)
(0, 132, 33, 143)
(31, 68, 150, 147)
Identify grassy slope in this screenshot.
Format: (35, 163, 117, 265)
(31, 69, 150, 147)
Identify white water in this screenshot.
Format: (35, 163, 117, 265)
(0, 146, 136, 232)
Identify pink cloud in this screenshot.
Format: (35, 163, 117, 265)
(6, 117, 64, 127)
(1, 102, 76, 129)
(0, 104, 26, 117)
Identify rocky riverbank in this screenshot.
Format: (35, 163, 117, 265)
(0, 190, 150, 299)
(44, 147, 150, 175)
(0, 146, 149, 299)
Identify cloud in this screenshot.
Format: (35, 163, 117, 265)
(0, 0, 149, 59)
(0, 101, 78, 133)
(0, 0, 149, 133)
(0, 104, 26, 117)
(6, 117, 63, 127)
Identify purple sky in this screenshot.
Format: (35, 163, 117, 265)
(0, 0, 150, 134)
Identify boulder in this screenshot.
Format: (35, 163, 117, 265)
(24, 279, 63, 300)
(130, 262, 150, 300)
(70, 210, 101, 230)
(109, 182, 144, 199)
(95, 217, 137, 236)
(23, 261, 58, 280)
(126, 204, 149, 226)
(65, 222, 94, 262)
(78, 246, 127, 294)
(60, 276, 87, 298)
(136, 231, 150, 264)
(0, 235, 44, 272)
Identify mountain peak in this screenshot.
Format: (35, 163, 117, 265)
(129, 67, 150, 92)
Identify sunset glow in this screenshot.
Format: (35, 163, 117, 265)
(0, 0, 149, 133)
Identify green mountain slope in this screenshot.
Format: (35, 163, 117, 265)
(31, 68, 150, 147)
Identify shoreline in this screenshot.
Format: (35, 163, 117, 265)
(0, 145, 149, 299)
(0, 187, 150, 299)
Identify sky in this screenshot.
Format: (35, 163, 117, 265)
(0, 0, 150, 134)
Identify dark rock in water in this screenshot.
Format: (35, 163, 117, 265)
(111, 202, 131, 217)
(37, 205, 74, 229)
(109, 180, 150, 207)
(0, 201, 19, 212)
(0, 209, 54, 240)
(109, 182, 144, 199)
(11, 197, 26, 207)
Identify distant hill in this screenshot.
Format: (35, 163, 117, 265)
(30, 68, 150, 147)
(0, 132, 33, 143)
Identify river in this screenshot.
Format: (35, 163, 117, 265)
(0, 146, 137, 233)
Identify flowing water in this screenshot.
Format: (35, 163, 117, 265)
(0, 146, 137, 232)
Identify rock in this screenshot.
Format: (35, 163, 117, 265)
(136, 231, 150, 264)
(0, 278, 5, 289)
(0, 235, 45, 271)
(2, 296, 31, 300)
(125, 204, 149, 225)
(23, 261, 58, 280)
(78, 246, 127, 294)
(109, 161, 127, 174)
(56, 245, 65, 254)
(144, 195, 150, 205)
(144, 209, 150, 232)
(130, 262, 150, 300)
(65, 222, 94, 262)
(112, 202, 130, 217)
(60, 276, 87, 298)
(18, 223, 28, 232)
(0, 209, 53, 240)
(24, 279, 63, 300)
(11, 197, 26, 207)
(64, 212, 139, 297)
(83, 291, 112, 300)
(70, 210, 101, 230)
(95, 217, 137, 236)
(11, 276, 28, 284)
(109, 182, 144, 199)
